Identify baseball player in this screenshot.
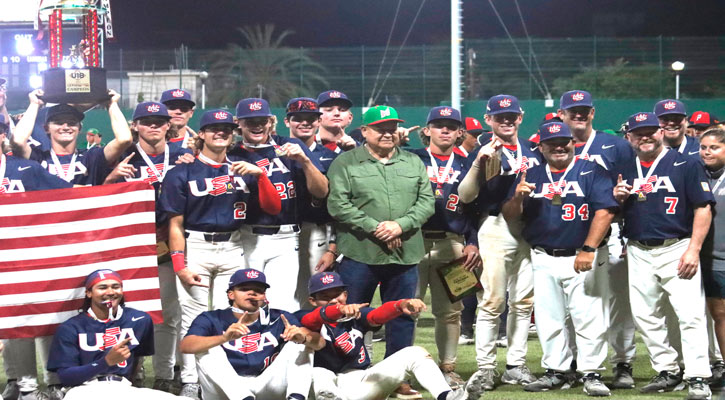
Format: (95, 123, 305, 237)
(654, 99, 700, 157)
(295, 271, 486, 400)
(316, 90, 357, 153)
(283, 97, 340, 306)
(557, 89, 638, 388)
(159, 108, 281, 398)
(688, 112, 720, 139)
(10, 89, 132, 186)
(179, 269, 321, 400)
(228, 98, 328, 313)
(457, 94, 540, 390)
(613, 112, 713, 399)
(459, 117, 484, 157)
(46, 269, 192, 400)
(160, 89, 197, 152)
(502, 121, 617, 396)
(409, 106, 481, 387)
(85, 128, 101, 150)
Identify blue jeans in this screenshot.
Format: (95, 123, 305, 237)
(337, 257, 419, 358)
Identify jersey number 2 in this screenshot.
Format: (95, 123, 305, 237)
(274, 181, 297, 200)
(234, 202, 247, 219)
(445, 194, 459, 212)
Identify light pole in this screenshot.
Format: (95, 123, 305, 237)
(671, 61, 684, 100)
(199, 71, 208, 109)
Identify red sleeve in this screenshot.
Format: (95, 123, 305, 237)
(366, 300, 403, 326)
(257, 173, 282, 215)
(300, 305, 345, 331)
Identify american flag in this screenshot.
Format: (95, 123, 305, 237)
(0, 182, 163, 339)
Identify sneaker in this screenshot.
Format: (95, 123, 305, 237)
(501, 365, 537, 385)
(392, 383, 422, 400)
(2, 380, 19, 400)
(458, 334, 474, 345)
(476, 368, 498, 391)
(711, 361, 725, 384)
(153, 379, 174, 393)
(316, 391, 342, 400)
(523, 369, 566, 392)
(445, 371, 486, 400)
(495, 336, 507, 348)
(442, 371, 465, 389)
(687, 377, 712, 400)
(18, 391, 48, 400)
(45, 386, 64, 400)
(582, 373, 611, 397)
(640, 371, 682, 393)
(611, 362, 635, 389)
(179, 383, 200, 400)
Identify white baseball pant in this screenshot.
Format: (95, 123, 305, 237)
(604, 223, 637, 365)
(63, 377, 193, 400)
(196, 342, 312, 400)
(475, 215, 534, 369)
(531, 248, 608, 374)
(296, 222, 330, 308)
(153, 260, 182, 381)
(240, 225, 301, 313)
(416, 233, 465, 367)
(312, 346, 452, 400)
(627, 238, 711, 378)
(1, 336, 58, 386)
(178, 230, 245, 384)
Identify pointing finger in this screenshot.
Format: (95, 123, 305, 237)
(280, 314, 291, 328)
(122, 152, 135, 164)
(617, 174, 623, 184)
(520, 170, 527, 183)
(238, 311, 247, 324)
(116, 337, 132, 348)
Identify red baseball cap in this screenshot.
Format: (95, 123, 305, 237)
(689, 111, 720, 128)
(464, 117, 483, 134)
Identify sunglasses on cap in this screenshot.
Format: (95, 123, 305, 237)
(288, 100, 319, 113)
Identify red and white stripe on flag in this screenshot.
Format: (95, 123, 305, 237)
(0, 182, 162, 339)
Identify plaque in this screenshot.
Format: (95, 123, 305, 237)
(552, 194, 562, 206)
(484, 155, 501, 181)
(436, 256, 482, 303)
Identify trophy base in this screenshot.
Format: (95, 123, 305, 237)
(42, 68, 109, 104)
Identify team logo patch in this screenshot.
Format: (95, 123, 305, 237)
(245, 270, 260, 279)
(702, 182, 711, 192)
(439, 108, 452, 116)
(147, 104, 160, 113)
(572, 92, 585, 101)
(172, 89, 185, 98)
(329, 91, 342, 98)
(548, 124, 561, 133)
(499, 98, 511, 108)
(249, 102, 263, 111)
(214, 111, 228, 120)
(695, 113, 703, 122)
(321, 274, 335, 285)
(664, 101, 677, 110)
(472, 119, 479, 126)
(380, 108, 391, 118)
(635, 113, 648, 122)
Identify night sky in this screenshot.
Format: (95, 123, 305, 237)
(107, 0, 725, 50)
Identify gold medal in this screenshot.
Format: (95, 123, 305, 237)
(552, 194, 562, 205)
(434, 188, 444, 199)
(226, 182, 234, 194)
(274, 147, 287, 157)
(637, 192, 647, 202)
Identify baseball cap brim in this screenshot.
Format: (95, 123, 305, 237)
(367, 118, 404, 126)
(486, 109, 522, 115)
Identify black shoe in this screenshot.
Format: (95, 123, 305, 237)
(611, 362, 635, 389)
(640, 371, 682, 393)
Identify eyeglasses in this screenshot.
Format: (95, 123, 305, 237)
(287, 100, 318, 113)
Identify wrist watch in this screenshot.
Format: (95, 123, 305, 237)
(580, 245, 596, 253)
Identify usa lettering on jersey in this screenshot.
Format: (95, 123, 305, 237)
(532, 181, 585, 199)
(255, 158, 291, 176)
(78, 327, 139, 354)
(632, 176, 676, 193)
(189, 176, 251, 197)
(0, 179, 25, 193)
(426, 166, 461, 184)
(42, 160, 88, 178)
(222, 331, 279, 354)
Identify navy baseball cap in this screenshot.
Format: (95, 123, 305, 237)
(308, 271, 347, 295)
(228, 269, 270, 290)
(160, 89, 195, 106)
(133, 102, 171, 121)
(627, 112, 660, 132)
(559, 90, 593, 110)
(427, 106, 462, 124)
(46, 104, 85, 123)
(486, 95, 522, 115)
(316, 90, 353, 108)
(654, 99, 686, 117)
(199, 109, 235, 130)
(538, 121, 573, 142)
(236, 98, 273, 119)
(286, 97, 322, 116)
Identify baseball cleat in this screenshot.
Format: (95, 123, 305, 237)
(582, 373, 611, 397)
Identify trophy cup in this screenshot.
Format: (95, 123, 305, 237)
(38, 0, 109, 104)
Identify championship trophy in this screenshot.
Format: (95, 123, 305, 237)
(38, 0, 110, 104)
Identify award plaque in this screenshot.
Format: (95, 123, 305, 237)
(436, 256, 482, 303)
(39, 0, 110, 104)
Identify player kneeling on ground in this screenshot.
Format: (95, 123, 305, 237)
(46, 269, 193, 400)
(180, 269, 323, 400)
(295, 271, 486, 400)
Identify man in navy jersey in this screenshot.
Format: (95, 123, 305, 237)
(46, 269, 191, 400)
(295, 271, 485, 400)
(457, 95, 540, 390)
(11, 89, 132, 186)
(160, 89, 197, 152)
(613, 112, 713, 399)
(654, 99, 700, 157)
(229, 97, 328, 313)
(283, 97, 340, 306)
(558, 89, 638, 388)
(316, 90, 357, 153)
(459, 117, 484, 157)
(180, 269, 322, 400)
(409, 106, 480, 388)
(160, 108, 281, 398)
(503, 121, 617, 396)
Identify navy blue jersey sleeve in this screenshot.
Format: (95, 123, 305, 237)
(85, 146, 112, 185)
(187, 312, 216, 337)
(158, 165, 188, 215)
(280, 311, 301, 326)
(133, 315, 155, 357)
(587, 164, 619, 212)
(47, 321, 86, 372)
(685, 159, 716, 207)
(29, 163, 73, 189)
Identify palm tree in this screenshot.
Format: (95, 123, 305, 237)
(208, 24, 328, 107)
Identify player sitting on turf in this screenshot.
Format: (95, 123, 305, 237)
(46, 269, 193, 400)
(180, 269, 324, 400)
(295, 271, 486, 400)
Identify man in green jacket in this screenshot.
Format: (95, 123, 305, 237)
(327, 104, 435, 365)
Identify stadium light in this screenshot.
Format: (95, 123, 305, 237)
(29, 74, 43, 89)
(671, 61, 684, 99)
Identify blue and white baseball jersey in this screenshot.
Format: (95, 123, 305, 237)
(507, 159, 618, 249)
(467, 133, 542, 215)
(620, 149, 715, 241)
(186, 307, 297, 376)
(228, 135, 321, 226)
(47, 307, 154, 383)
(409, 148, 478, 244)
(298, 142, 339, 225)
(167, 128, 194, 152)
(159, 157, 258, 232)
(1, 155, 72, 192)
(30, 146, 109, 186)
(294, 306, 376, 373)
(573, 131, 635, 182)
(667, 135, 700, 158)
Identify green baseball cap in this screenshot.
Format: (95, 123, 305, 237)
(363, 105, 404, 126)
(86, 128, 100, 135)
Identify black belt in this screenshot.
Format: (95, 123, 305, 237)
(423, 231, 447, 240)
(96, 375, 124, 382)
(252, 225, 300, 235)
(538, 247, 577, 257)
(488, 211, 500, 217)
(634, 236, 688, 247)
(184, 231, 233, 242)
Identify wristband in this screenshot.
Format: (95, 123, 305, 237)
(171, 251, 186, 272)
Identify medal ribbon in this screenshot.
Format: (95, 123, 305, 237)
(635, 149, 668, 194)
(50, 149, 78, 182)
